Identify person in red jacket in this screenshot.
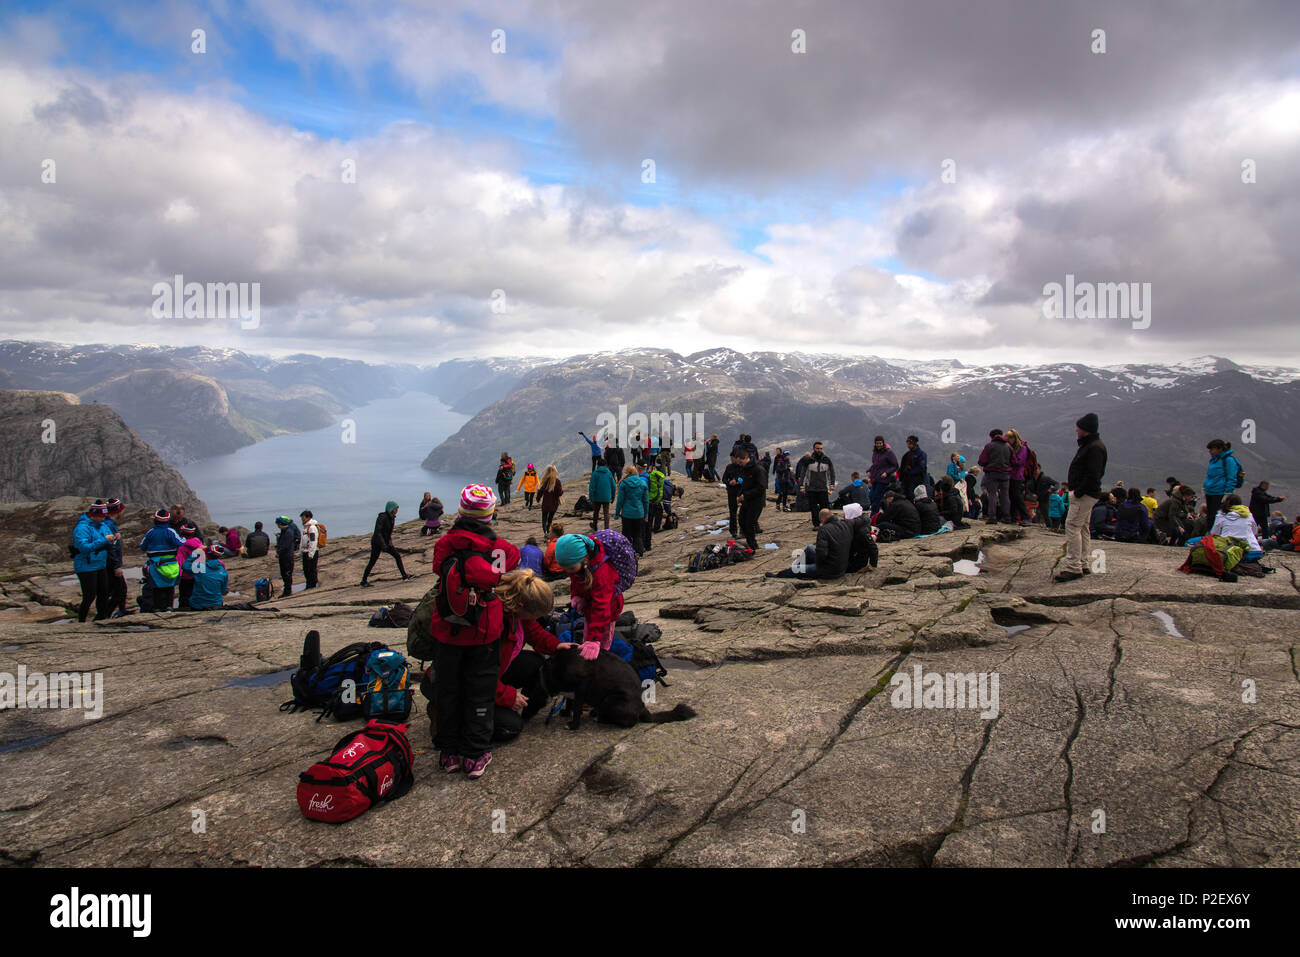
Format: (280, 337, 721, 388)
(553, 533, 624, 660)
(430, 485, 520, 780)
(491, 569, 575, 740)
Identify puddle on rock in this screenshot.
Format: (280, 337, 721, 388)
(1002, 625, 1031, 636)
(224, 668, 295, 689)
(2, 644, 21, 651)
(0, 734, 57, 755)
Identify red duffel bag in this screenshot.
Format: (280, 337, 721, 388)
(297, 720, 415, 823)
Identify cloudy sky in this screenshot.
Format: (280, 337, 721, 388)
(2, 0, 1298, 366)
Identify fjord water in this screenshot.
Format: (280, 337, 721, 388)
(180, 392, 478, 537)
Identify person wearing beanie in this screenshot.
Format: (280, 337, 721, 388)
(273, 515, 301, 597)
(176, 522, 204, 610)
(1056, 413, 1108, 582)
(429, 484, 521, 780)
(103, 498, 129, 617)
(554, 532, 625, 663)
(516, 464, 539, 509)
(360, 501, 408, 586)
(72, 502, 118, 622)
(299, 509, 320, 589)
(186, 541, 229, 611)
(139, 509, 185, 612)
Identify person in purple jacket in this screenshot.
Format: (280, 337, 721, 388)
(1006, 429, 1033, 525)
(868, 436, 899, 516)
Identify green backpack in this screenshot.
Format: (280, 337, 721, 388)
(1189, 535, 1247, 572)
(406, 584, 440, 661)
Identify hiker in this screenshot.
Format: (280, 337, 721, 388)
(273, 516, 300, 597)
(300, 510, 321, 589)
(102, 498, 129, 617)
(844, 504, 880, 572)
(1047, 485, 1070, 531)
(964, 466, 982, 519)
(579, 431, 603, 470)
(912, 485, 942, 535)
(139, 508, 184, 612)
(587, 460, 616, 531)
(775, 458, 797, 511)
(801, 441, 836, 528)
(554, 533, 625, 662)
(186, 545, 229, 611)
(176, 522, 202, 610)
(977, 429, 1013, 523)
(614, 464, 649, 557)
(833, 471, 872, 511)
(1210, 494, 1263, 553)
(1249, 481, 1285, 532)
(647, 461, 666, 537)
(541, 521, 567, 581)
(360, 501, 411, 586)
(491, 570, 577, 742)
(72, 502, 117, 622)
(243, 521, 270, 558)
(867, 436, 898, 515)
(221, 525, 242, 553)
(1279, 516, 1300, 552)
(876, 488, 921, 541)
(946, 454, 969, 513)
(1202, 439, 1241, 517)
(430, 485, 520, 780)
(767, 507, 871, 580)
(1032, 466, 1059, 527)
(1141, 489, 1159, 518)
(731, 448, 764, 551)
(520, 536, 545, 575)
(496, 453, 515, 506)
(722, 452, 744, 536)
(1005, 429, 1034, 525)
(1055, 413, 1108, 583)
(934, 477, 968, 529)
(899, 436, 928, 499)
(705, 434, 720, 479)
(418, 493, 444, 536)
(1090, 492, 1118, 539)
(517, 464, 540, 509)
(1154, 485, 1197, 546)
(1114, 488, 1154, 543)
(538, 465, 563, 536)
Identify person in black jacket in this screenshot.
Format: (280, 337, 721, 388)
(934, 477, 968, 529)
(767, 509, 856, 579)
(1056, 412, 1108, 582)
(274, 516, 299, 597)
(243, 521, 270, 557)
(360, 500, 412, 586)
(1249, 482, 1285, 532)
(801, 442, 836, 528)
(731, 450, 765, 550)
(876, 489, 921, 540)
(722, 453, 744, 537)
(911, 485, 942, 535)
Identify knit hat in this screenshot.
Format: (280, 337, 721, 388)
(180, 522, 198, 536)
(554, 533, 593, 568)
(385, 500, 399, 513)
(914, 485, 929, 500)
(843, 503, 864, 521)
(154, 508, 170, 523)
(87, 503, 110, 517)
(275, 516, 290, 526)
(957, 455, 966, 464)
(106, 497, 125, 514)
(1076, 412, 1100, 433)
(458, 484, 496, 520)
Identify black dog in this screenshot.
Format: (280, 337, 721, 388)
(542, 647, 696, 730)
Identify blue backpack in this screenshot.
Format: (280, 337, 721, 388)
(280, 632, 387, 722)
(359, 648, 413, 722)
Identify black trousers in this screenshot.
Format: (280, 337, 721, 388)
(541, 510, 556, 535)
(493, 650, 547, 742)
(728, 494, 740, 536)
(649, 500, 663, 532)
(591, 455, 602, 470)
(738, 499, 761, 550)
(277, 552, 294, 594)
(108, 568, 127, 616)
(622, 516, 645, 556)
(179, 577, 195, 609)
(497, 480, 511, 505)
(1009, 480, 1031, 522)
(808, 489, 830, 526)
(301, 551, 318, 589)
(434, 639, 500, 759)
(361, 543, 407, 581)
(1205, 493, 1224, 518)
(76, 568, 110, 622)
(523, 491, 535, 509)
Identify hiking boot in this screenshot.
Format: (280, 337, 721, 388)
(464, 752, 492, 779)
(1081, 566, 1091, 575)
(438, 752, 462, 773)
(1054, 570, 1083, 583)
(401, 573, 415, 581)
(359, 580, 372, 588)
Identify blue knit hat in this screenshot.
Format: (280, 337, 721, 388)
(275, 516, 290, 526)
(554, 534, 593, 568)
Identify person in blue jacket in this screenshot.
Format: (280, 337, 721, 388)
(614, 464, 650, 556)
(73, 502, 118, 622)
(587, 462, 616, 531)
(186, 546, 229, 610)
(1202, 438, 1242, 518)
(140, 507, 185, 612)
(578, 431, 603, 470)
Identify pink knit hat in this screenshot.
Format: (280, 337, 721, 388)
(458, 484, 496, 520)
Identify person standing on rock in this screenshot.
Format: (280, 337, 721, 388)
(516, 464, 540, 509)
(495, 453, 515, 507)
(430, 484, 521, 780)
(176, 522, 202, 610)
(867, 437, 898, 516)
(578, 431, 602, 471)
(104, 498, 129, 617)
(614, 464, 649, 557)
(299, 510, 320, 589)
(1249, 481, 1285, 533)
(273, 516, 300, 597)
(360, 501, 412, 587)
(802, 441, 836, 528)
(732, 448, 765, 550)
(587, 461, 615, 532)
(1201, 439, 1241, 518)
(1005, 430, 1034, 525)
(538, 465, 563, 537)
(72, 502, 117, 622)
(140, 508, 185, 612)
(899, 436, 928, 499)
(977, 430, 1013, 523)
(1055, 413, 1107, 583)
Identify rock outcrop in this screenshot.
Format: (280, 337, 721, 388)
(0, 391, 211, 525)
(1, 477, 1297, 867)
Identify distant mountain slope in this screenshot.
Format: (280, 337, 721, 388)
(0, 391, 211, 523)
(422, 350, 1300, 496)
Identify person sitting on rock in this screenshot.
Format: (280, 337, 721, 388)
(833, 471, 872, 511)
(520, 536, 545, 575)
(766, 507, 869, 580)
(1153, 486, 1195, 546)
(1209, 494, 1263, 554)
(242, 521, 270, 558)
(1114, 487, 1155, 543)
(186, 545, 229, 611)
(934, 477, 969, 529)
(1089, 491, 1119, 540)
(541, 521, 568, 581)
(876, 489, 920, 541)
(844, 503, 879, 572)
(912, 485, 942, 535)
